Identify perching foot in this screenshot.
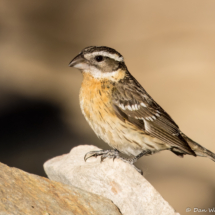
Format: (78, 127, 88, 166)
(84, 149, 120, 162)
(84, 149, 143, 175)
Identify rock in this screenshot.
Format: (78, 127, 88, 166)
(44, 145, 180, 215)
(0, 162, 121, 215)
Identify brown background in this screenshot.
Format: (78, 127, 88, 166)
(1, 1, 215, 214)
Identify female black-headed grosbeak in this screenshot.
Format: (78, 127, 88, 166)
(69, 46, 215, 174)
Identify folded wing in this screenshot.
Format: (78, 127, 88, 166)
(111, 73, 196, 156)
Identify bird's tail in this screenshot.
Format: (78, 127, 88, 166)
(181, 133, 215, 162)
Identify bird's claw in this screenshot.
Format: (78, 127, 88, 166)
(84, 149, 143, 175)
(84, 149, 119, 162)
(84, 150, 100, 161)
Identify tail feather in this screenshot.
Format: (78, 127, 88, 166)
(181, 133, 215, 162)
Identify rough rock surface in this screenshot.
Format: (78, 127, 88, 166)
(0, 162, 121, 215)
(44, 145, 180, 215)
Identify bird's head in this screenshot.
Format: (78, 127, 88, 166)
(69, 46, 127, 79)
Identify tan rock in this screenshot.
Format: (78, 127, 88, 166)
(0, 162, 121, 215)
(44, 145, 180, 215)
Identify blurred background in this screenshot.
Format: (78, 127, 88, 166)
(1, 0, 215, 214)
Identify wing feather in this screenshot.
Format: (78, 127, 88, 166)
(112, 73, 196, 156)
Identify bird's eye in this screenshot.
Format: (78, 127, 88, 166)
(95, 55, 103, 62)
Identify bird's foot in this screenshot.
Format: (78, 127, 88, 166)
(84, 149, 143, 175)
(84, 149, 120, 162)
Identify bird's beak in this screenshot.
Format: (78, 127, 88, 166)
(69, 53, 89, 70)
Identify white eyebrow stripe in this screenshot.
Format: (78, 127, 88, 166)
(85, 51, 124, 62)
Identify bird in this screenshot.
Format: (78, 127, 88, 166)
(69, 46, 215, 174)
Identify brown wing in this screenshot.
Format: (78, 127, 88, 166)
(111, 72, 196, 156)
